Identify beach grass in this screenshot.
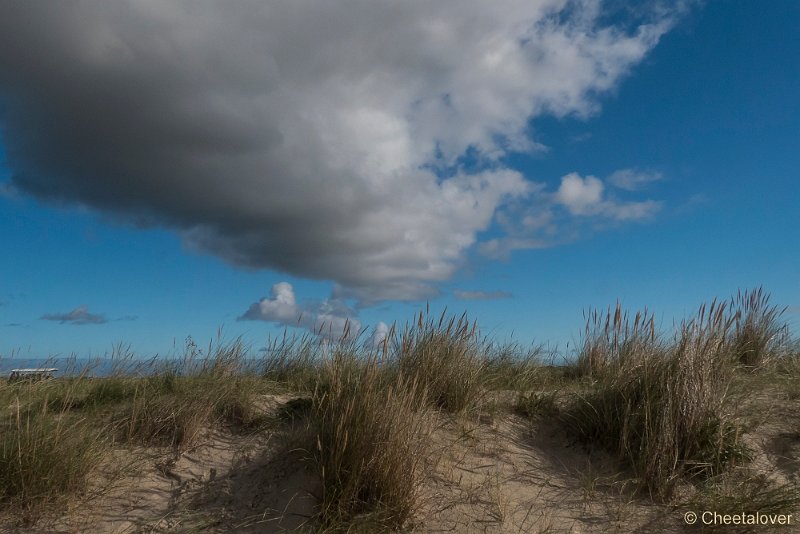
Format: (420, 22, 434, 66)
(0, 288, 797, 531)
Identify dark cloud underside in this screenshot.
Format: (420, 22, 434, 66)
(0, 1, 678, 303)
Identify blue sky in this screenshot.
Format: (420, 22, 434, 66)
(1, 1, 798, 359)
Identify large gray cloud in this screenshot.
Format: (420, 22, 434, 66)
(0, 1, 680, 303)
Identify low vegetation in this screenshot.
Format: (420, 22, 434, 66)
(0, 288, 797, 531)
(312, 351, 432, 529)
(563, 300, 745, 497)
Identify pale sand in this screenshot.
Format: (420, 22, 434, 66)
(3, 390, 798, 533)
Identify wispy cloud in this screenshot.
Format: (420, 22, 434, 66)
(607, 169, 663, 191)
(239, 282, 360, 339)
(41, 306, 108, 325)
(454, 289, 513, 301)
(480, 169, 663, 259)
(0, 1, 683, 304)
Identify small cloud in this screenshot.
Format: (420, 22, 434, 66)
(4, 322, 24, 327)
(606, 199, 662, 221)
(41, 305, 108, 325)
(607, 169, 663, 191)
(556, 173, 605, 216)
(240, 282, 300, 323)
(116, 315, 139, 322)
(555, 172, 661, 221)
(239, 282, 360, 339)
(453, 289, 513, 301)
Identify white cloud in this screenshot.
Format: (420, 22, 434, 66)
(0, 1, 682, 303)
(555, 172, 662, 220)
(239, 282, 360, 339)
(608, 169, 663, 191)
(606, 199, 662, 220)
(369, 321, 391, 348)
(244, 282, 298, 324)
(481, 168, 664, 258)
(556, 173, 606, 216)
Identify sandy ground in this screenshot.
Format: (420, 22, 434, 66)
(2, 391, 798, 533)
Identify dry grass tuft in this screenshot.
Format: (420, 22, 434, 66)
(311, 350, 433, 530)
(262, 331, 322, 391)
(573, 302, 658, 379)
(394, 308, 485, 414)
(563, 300, 747, 497)
(729, 287, 790, 369)
(0, 377, 108, 523)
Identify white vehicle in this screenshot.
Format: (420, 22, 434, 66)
(7, 368, 58, 382)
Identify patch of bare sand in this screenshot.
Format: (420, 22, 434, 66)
(415, 413, 677, 533)
(5, 389, 799, 533)
(1, 394, 320, 534)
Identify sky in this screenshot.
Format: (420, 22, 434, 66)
(1, 0, 798, 359)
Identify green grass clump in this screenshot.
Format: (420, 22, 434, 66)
(83, 377, 140, 407)
(115, 338, 266, 447)
(0, 381, 107, 523)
